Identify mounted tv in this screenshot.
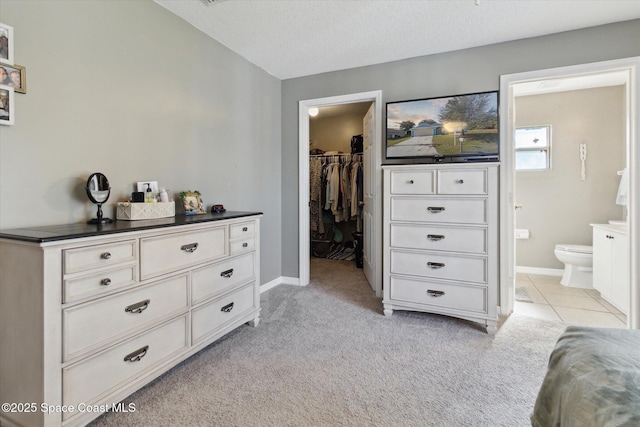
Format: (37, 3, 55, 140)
(384, 90, 499, 164)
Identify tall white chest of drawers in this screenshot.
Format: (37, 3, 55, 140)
(382, 164, 499, 334)
(0, 212, 261, 427)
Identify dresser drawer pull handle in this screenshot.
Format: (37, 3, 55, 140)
(220, 268, 234, 278)
(124, 345, 149, 362)
(455, 179, 464, 184)
(427, 207, 445, 213)
(427, 234, 445, 241)
(221, 302, 234, 313)
(101, 252, 112, 260)
(181, 243, 199, 253)
(242, 227, 248, 232)
(427, 262, 445, 269)
(125, 299, 150, 314)
(427, 290, 445, 298)
(101, 278, 112, 286)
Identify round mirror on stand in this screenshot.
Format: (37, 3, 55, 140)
(86, 172, 113, 224)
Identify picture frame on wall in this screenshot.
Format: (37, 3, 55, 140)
(0, 85, 15, 125)
(0, 23, 14, 66)
(1, 64, 25, 93)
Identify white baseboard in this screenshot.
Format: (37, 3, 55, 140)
(259, 276, 302, 293)
(515, 266, 563, 276)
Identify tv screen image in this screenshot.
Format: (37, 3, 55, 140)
(385, 90, 499, 164)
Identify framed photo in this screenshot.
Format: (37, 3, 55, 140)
(180, 191, 206, 215)
(0, 23, 14, 65)
(0, 85, 14, 125)
(0, 64, 25, 93)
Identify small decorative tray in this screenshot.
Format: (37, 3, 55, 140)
(116, 202, 175, 221)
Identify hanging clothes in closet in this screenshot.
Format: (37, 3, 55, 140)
(309, 153, 363, 235)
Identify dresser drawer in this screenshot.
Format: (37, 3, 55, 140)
(390, 224, 487, 254)
(230, 235, 256, 255)
(63, 274, 188, 361)
(64, 240, 137, 275)
(63, 264, 138, 303)
(389, 170, 435, 195)
(62, 315, 188, 419)
(437, 169, 487, 194)
(390, 197, 487, 224)
(140, 226, 227, 279)
(390, 277, 487, 314)
(230, 220, 256, 238)
(191, 283, 256, 344)
(391, 250, 487, 284)
(192, 252, 256, 305)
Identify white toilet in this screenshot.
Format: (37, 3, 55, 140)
(554, 244, 593, 289)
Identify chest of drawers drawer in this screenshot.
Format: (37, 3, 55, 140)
(63, 274, 188, 361)
(191, 282, 256, 345)
(64, 240, 137, 274)
(390, 276, 487, 314)
(389, 170, 435, 194)
(62, 314, 188, 419)
(140, 226, 227, 280)
(230, 220, 256, 238)
(390, 223, 487, 254)
(63, 264, 138, 303)
(390, 249, 487, 284)
(390, 197, 487, 224)
(191, 252, 256, 305)
(437, 169, 487, 194)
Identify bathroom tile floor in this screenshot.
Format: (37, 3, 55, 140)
(514, 272, 627, 328)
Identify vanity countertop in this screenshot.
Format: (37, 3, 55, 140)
(0, 211, 263, 243)
(590, 223, 628, 234)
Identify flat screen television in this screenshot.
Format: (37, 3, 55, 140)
(384, 90, 499, 164)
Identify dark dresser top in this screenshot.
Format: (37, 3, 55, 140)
(0, 211, 262, 243)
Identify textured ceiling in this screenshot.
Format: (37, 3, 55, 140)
(154, 0, 640, 80)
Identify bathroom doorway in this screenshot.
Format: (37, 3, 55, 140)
(500, 57, 640, 329)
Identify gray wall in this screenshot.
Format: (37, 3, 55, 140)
(515, 86, 626, 269)
(281, 19, 640, 277)
(0, 0, 282, 284)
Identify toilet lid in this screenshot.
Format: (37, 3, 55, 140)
(556, 244, 592, 254)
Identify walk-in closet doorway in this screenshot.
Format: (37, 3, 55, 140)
(299, 91, 383, 297)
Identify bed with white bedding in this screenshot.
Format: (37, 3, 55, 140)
(531, 326, 640, 427)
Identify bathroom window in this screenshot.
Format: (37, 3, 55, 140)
(515, 126, 551, 170)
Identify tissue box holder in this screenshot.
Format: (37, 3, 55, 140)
(117, 202, 175, 220)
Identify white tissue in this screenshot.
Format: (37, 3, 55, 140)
(616, 168, 628, 206)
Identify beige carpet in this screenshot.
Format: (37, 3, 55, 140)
(89, 258, 567, 427)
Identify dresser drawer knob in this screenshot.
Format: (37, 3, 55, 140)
(221, 302, 234, 313)
(408, 179, 414, 184)
(242, 227, 248, 232)
(101, 252, 112, 260)
(427, 234, 445, 241)
(181, 243, 199, 253)
(242, 242, 249, 248)
(220, 268, 234, 278)
(101, 278, 112, 286)
(427, 290, 445, 298)
(125, 299, 151, 314)
(124, 345, 149, 362)
(455, 179, 464, 184)
(427, 262, 445, 269)
(427, 207, 445, 213)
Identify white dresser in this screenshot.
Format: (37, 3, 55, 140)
(0, 212, 261, 427)
(591, 223, 629, 315)
(382, 164, 499, 334)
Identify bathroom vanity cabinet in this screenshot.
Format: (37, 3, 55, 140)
(591, 223, 629, 315)
(382, 164, 499, 334)
(0, 212, 261, 427)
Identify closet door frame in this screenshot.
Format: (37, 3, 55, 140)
(298, 90, 383, 297)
